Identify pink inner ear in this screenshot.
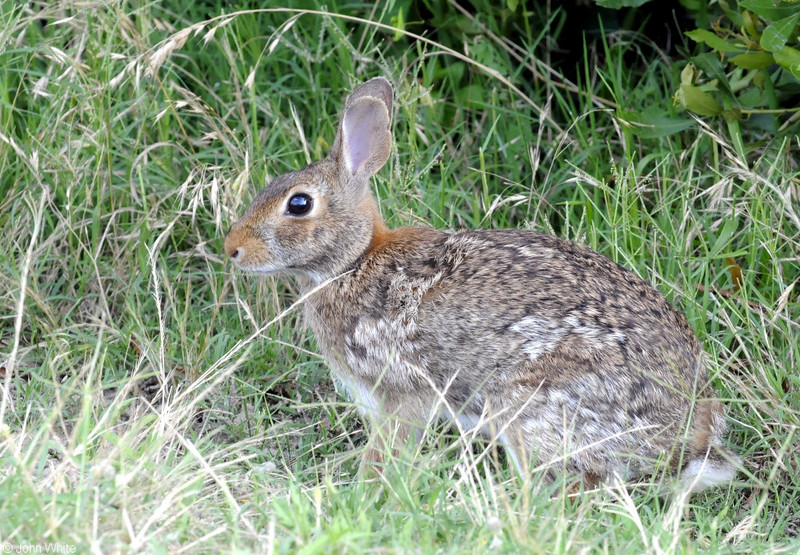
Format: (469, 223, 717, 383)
(343, 100, 385, 175)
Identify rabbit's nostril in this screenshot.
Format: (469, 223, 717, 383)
(230, 248, 240, 260)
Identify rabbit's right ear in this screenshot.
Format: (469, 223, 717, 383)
(330, 77, 393, 181)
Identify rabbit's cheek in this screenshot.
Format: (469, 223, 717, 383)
(275, 217, 314, 248)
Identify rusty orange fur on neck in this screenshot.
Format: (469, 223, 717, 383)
(363, 196, 443, 259)
(364, 197, 394, 254)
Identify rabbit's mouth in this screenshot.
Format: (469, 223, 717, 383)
(230, 260, 329, 286)
(232, 262, 282, 275)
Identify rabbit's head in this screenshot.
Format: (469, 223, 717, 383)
(224, 78, 393, 283)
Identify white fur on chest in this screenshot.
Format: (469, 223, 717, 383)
(333, 372, 381, 418)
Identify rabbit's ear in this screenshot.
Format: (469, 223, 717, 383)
(331, 78, 393, 180)
(345, 77, 393, 116)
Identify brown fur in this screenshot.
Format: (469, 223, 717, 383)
(224, 77, 738, 490)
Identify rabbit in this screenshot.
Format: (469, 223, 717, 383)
(224, 77, 738, 492)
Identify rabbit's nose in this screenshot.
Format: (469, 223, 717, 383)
(224, 229, 242, 259)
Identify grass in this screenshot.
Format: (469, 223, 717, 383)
(1, 1, 799, 552)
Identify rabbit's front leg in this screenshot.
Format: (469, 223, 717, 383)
(359, 416, 414, 477)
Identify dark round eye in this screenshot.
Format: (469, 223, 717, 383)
(287, 193, 313, 216)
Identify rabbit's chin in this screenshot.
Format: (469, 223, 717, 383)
(231, 262, 283, 276)
(234, 263, 329, 285)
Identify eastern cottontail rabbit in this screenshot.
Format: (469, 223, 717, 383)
(225, 77, 738, 491)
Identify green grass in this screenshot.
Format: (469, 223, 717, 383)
(1, 1, 799, 552)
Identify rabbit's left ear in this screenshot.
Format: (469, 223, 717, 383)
(330, 78, 393, 180)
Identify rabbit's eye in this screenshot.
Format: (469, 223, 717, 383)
(287, 193, 313, 216)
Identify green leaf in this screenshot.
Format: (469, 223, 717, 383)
(773, 45, 800, 80)
(753, 68, 766, 89)
(617, 110, 695, 138)
(761, 12, 800, 52)
(710, 216, 740, 258)
(743, 10, 761, 40)
(740, 0, 800, 21)
(692, 52, 734, 94)
(739, 86, 765, 107)
(680, 63, 697, 85)
(679, 83, 722, 116)
(686, 29, 745, 53)
(730, 51, 775, 69)
(390, 8, 405, 42)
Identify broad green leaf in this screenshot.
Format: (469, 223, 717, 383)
(740, 0, 800, 21)
(719, 4, 746, 28)
(681, 63, 699, 85)
(773, 45, 800, 80)
(761, 12, 800, 52)
(692, 52, 734, 93)
(679, 83, 722, 116)
(617, 110, 695, 138)
(730, 51, 775, 69)
(753, 68, 766, 88)
(686, 29, 745, 53)
(739, 86, 765, 107)
(743, 10, 761, 39)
